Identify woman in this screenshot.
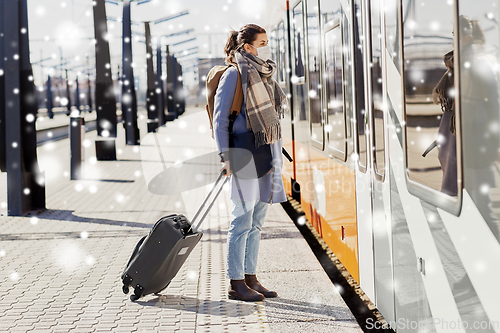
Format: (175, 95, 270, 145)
(432, 46, 458, 197)
(213, 24, 288, 301)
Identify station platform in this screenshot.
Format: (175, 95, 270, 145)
(0, 107, 362, 332)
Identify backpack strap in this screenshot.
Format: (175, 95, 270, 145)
(228, 65, 243, 135)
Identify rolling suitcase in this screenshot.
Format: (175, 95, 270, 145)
(121, 170, 228, 301)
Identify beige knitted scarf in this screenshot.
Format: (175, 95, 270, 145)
(233, 50, 287, 147)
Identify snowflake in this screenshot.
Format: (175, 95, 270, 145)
(187, 270, 198, 281)
(86, 256, 95, 265)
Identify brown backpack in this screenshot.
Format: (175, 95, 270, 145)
(205, 65, 243, 138)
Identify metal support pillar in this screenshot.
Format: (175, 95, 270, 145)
(87, 74, 92, 112)
(86, 56, 93, 113)
(144, 22, 158, 132)
(165, 45, 176, 121)
(122, 0, 140, 145)
(3, 0, 46, 215)
(116, 65, 121, 104)
(0, 0, 6, 172)
(46, 75, 53, 119)
(93, 0, 117, 160)
(156, 40, 165, 126)
(70, 116, 84, 180)
(75, 75, 80, 113)
(171, 55, 179, 116)
(93, 0, 117, 136)
(175, 59, 185, 115)
(65, 69, 72, 115)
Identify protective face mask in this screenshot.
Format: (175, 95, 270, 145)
(250, 44, 272, 61)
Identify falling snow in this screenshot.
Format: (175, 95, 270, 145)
(187, 270, 198, 281)
(86, 256, 96, 265)
(115, 193, 126, 203)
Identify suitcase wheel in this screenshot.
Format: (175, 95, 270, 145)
(130, 294, 140, 301)
(122, 285, 130, 294)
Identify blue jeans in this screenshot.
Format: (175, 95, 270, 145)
(226, 199, 269, 280)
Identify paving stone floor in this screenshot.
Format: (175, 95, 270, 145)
(0, 108, 362, 332)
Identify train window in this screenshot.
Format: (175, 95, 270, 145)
(458, 2, 500, 237)
(402, 0, 462, 213)
(368, 0, 385, 179)
(323, 23, 346, 160)
(384, 0, 401, 73)
(341, 7, 354, 154)
(353, 0, 367, 171)
(306, 0, 324, 150)
(293, 2, 305, 81)
(277, 21, 286, 84)
(292, 1, 307, 122)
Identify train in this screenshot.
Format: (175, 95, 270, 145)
(260, 0, 500, 331)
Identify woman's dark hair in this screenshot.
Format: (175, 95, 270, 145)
(459, 15, 485, 45)
(224, 24, 266, 63)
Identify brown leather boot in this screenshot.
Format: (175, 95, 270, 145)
(245, 274, 278, 298)
(228, 279, 265, 301)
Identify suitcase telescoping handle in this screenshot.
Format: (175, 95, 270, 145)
(188, 170, 229, 233)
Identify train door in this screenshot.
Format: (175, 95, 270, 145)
(278, 19, 295, 195)
(351, 0, 376, 304)
(319, 0, 360, 283)
(290, 0, 316, 215)
(364, 0, 395, 325)
(353, 0, 395, 322)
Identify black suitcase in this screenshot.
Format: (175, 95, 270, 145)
(121, 170, 228, 301)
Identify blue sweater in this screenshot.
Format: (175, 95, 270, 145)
(213, 66, 286, 204)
